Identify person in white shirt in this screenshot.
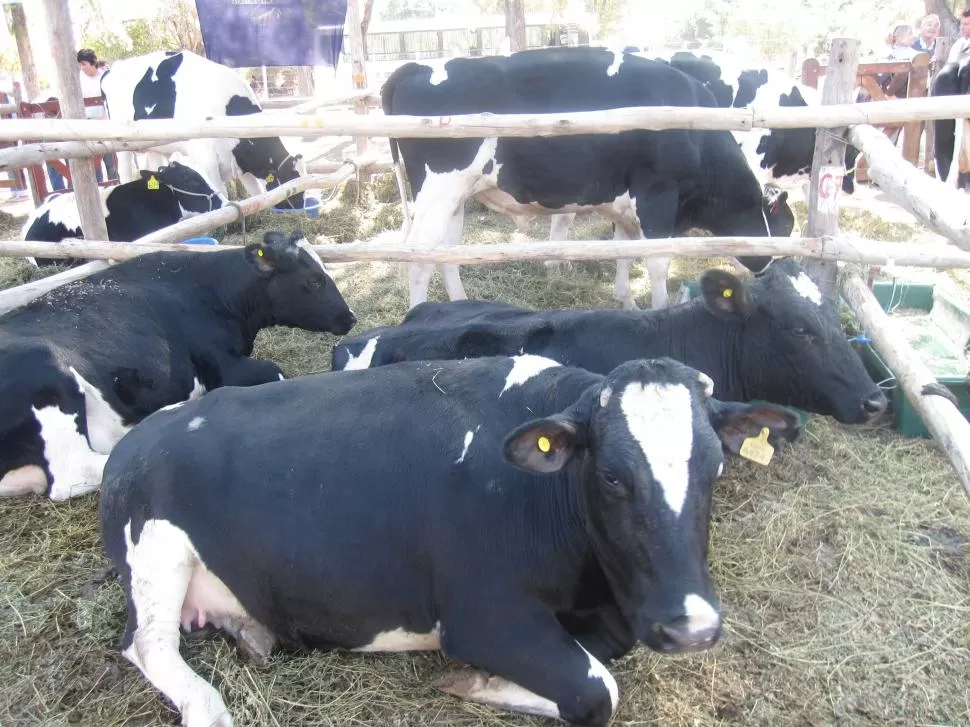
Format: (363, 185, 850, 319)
(76, 48, 116, 180)
(948, 10, 970, 65)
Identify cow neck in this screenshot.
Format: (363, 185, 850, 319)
(205, 252, 275, 353)
(634, 300, 749, 401)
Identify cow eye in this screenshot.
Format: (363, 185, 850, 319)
(602, 472, 627, 496)
(307, 275, 325, 290)
(791, 327, 815, 340)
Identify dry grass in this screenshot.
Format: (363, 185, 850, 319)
(1, 186, 969, 727)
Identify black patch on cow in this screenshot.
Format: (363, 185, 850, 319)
(482, 159, 494, 175)
(669, 52, 734, 107)
(755, 86, 815, 179)
(132, 53, 182, 120)
(734, 69, 768, 108)
(225, 95, 263, 116)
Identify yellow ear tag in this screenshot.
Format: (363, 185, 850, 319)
(739, 427, 774, 466)
(265, 173, 275, 184)
(722, 288, 733, 298)
(537, 436, 551, 453)
(146, 175, 159, 190)
(256, 249, 264, 257)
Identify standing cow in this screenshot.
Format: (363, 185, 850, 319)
(100, 50, 306, 209)
(382, 47, 794, 310)
(0, 231, 355, 501)
(101, 355, 803, 726)
(332, 259, 887, 425)
(22, 158, 227, 266)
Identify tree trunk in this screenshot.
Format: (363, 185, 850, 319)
(7, 3, 39, 99)
(360, 0, 374, 58)
(505, 0, 526, 52)
(925, 0, 959, 38)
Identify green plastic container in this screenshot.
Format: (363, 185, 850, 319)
(856, 282, 970, 438)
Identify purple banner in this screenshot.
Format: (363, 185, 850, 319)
(194, 0, 347, 68)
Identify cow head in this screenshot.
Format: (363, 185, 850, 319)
(698, 259, 887, 423)
(244, 230, 355, 335)
(503, 357, 802, 653)
(232, 138, 305, 210)
(141, 160, 226, 215)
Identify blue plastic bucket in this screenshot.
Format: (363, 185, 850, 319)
(182, 236, 219, 245)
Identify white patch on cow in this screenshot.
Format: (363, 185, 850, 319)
(0, 465, 48, 497)
(455, 426, 480, 464)
(158, 401, 186, 413)
(296, 239, 327, 273)
(429, 64, 448, 86)
(122, 518, 250, 726)
(619, 382, 693, 516)
(684, 593, 721, 635)
(278, 373, 285, 381)
(26, 190, 109, 237)
(187, 377, 206, 400)
(578, 643, 619, 712)
(717, 462, 724, 478)
(697, 372, 715, 398)
(353, 623, 441, 652)
(33, 405, 109, 501)
(69, 367, 131, 454)
(342, 336, 380, 370)
(790, 272, 822, 306)
(606, 50, 624, 77)
(599, 386, 612, 408)
(442, 671, 561, 720)
(145, 104, 157, 115)
(187, 416, 205, 431)
(500, 355, 560, 396)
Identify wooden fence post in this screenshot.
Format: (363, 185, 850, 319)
(806, 38, 859, 299)
(345, 0, 369, 156)
(40, 0, 108, 243)
(901, 52, 931, 167)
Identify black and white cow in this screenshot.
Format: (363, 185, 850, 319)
(100, 355, 803, 727)
(382, 47, 794, 310)
(333, 258, 887, 424)
(0, 231, 355, 501)
(100, 50, 305, 209)
(930, 57, 970, 186)
(22, 158, 227, 266)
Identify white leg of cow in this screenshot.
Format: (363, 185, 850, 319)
(123, 520, 233, 727)
(611, 220, 642, 310)
(439, 205, 467, 301)
(117, 152, 140, 184)
(645, 256, 672, 309)
(545, 213, 576, 273)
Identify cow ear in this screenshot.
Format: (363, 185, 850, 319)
(700, 269, 752, 318)
(770, 190, 788, 214)
(503, 417, 586, 474)
(244, 242, 278, 274)
(138, 170, 154, 180)
(706, 399, 804, 456)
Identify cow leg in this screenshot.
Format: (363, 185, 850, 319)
(628, 181, 678, 309)
(545, 213, 576, 273)
(439, 605, 618, 726)
(30, 405, 109, 501)
(438, 205, 468, 301)
(0, 465, 48, 497)
(122, 520, 233, 727)
(116, 152, 140, 184)
(611, 216, 645, 310)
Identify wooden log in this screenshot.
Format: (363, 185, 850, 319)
(276, 91, 381, 115)
(6, 235, 970, 267)
(305, 158, 393, 174)
(41, 0, 108, 243)
(806, 38, 859, 298)
(0, 261, 111, 315)
(8, 96, 970, 143)
(842, 275, 970, 502)
(345, 0, 370, 156)
(848, 123, 970, 251)
(0, 138, 167, 170)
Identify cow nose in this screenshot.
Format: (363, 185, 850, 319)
(336, 311, 357, 334)
(655, 617, 721, 653)
(861, 391, 888, 418)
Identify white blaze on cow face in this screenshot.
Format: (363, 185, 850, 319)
(578, 643, 619, 712)
(619, 382, 694, 516)
(500, 354, 561, 396)
(790, 272, 823, 306)
(296, 239, 327, 273)
(353, 623, 442, 652)
(684, 593, 721, 635)
(455, 426, 480, 464)
(33, 405, 109, 501)
(70, 367, 132, 454)
(342, 336, 380, 370)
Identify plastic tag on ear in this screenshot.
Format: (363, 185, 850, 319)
(739, 427, 774, 466)
(265, 173, 275, 184)
(146, 175, 159, 190)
